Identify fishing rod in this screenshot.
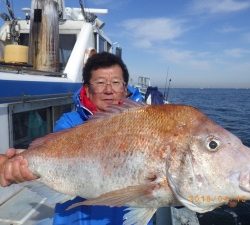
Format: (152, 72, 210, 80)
(165, 78, 172, 102)
(163, 67, 169, 99)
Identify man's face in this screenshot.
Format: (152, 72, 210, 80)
(85, 65, 127, 111)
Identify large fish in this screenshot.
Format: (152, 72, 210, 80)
(12, 101, 250, 224)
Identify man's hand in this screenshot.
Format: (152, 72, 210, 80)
(0, 148, 38, 187)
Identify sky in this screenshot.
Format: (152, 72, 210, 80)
(1, 0, 250, 88)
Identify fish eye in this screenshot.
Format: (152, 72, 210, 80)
(206, 137, 220, 152)
(209, 141, 218, 149)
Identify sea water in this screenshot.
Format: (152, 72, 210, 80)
(164, 88, 250, 147)
(162, 88, 250, 225)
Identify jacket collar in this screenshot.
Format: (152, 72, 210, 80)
(73, 87, 93, 121)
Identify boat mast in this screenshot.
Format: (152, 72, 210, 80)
(29, 0, 59, 72)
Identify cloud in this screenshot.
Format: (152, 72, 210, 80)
(224, 48, 250, 57)
(243, 32, 250, 43)
(191, 0, 250, 14)
(90, 0, 129, 9)
(91, 0, 117, 5)
(158, 48, 212, 69)
(217, 25, 241, 33)
(121, 16, 213, 68)
(121, 18, 186, 48)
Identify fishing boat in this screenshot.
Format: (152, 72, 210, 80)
(0, 0, 123, 224)
(0, 0, 120, 150)
(135, 76, 151, 97)
(0, 1, 119, 104)
(134, 76, 169, 105)
(0, 1, 199, 224)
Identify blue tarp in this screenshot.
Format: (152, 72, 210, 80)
(145, 86, 164, 105)
(53, 197, 153, 225)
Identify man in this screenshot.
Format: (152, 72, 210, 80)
(0, 52, 149, 224)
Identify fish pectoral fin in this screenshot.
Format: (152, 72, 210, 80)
(123, 207, 157, 225)
(66, 184, 155, 210)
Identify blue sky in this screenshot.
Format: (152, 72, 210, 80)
(1, 0, 250, 88)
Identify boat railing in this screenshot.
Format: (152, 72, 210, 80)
(0, 92, 73, 104)
(0, 63, 67, 77)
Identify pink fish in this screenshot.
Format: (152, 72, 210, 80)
(15, 101, 250, 224)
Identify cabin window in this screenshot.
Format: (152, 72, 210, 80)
(17, 33, 76, 71)
(9, 97, 73, 148)
(95, 33, 111, 53)
(107, 42, 112, 52)
(53, 104, 72, 124)
(59, 34, 77, 71)
(12, 108, 51, 148)
(94, 32, 98, 50)
(19, 33, 29, 46)
(115, 47, 122, 58)
(99, 36, 106, 52)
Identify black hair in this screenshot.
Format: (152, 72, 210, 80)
(83, 52, 129, 85)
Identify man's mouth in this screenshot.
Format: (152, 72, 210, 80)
(103, 99, 114, 103)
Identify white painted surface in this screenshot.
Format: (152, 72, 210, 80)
(0, 104, 9, 153)
(64, 23, 93, 82)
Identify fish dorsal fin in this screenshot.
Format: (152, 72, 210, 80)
(29, 100, 145, 149)
(66, 183, 155, 210)
(90, 99, 146, 121)
(28, 129, 72, 150)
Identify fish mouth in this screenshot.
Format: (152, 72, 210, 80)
(229, 169, 250, 192)
(239, 170, 250, 192)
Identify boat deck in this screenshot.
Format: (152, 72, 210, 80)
(0, 184, 200, 225)
(0, 185, 53, 225)
(0, 62, 66, 77)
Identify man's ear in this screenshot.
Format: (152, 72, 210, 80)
(84, 85, 90, 98)
(124, 86, 128, 97)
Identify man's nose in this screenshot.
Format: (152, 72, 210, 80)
(103, 83, 113, 93)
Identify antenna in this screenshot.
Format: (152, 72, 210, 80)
(163, 67, 169, 99)
(79, 0, 87, 21)
(6, 0, 16, 20)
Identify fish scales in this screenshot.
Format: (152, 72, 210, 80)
(21, 105, 176, 200)
(14, 103, 250, 224)
(20, 105, 208, 200)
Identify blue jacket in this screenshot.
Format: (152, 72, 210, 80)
(53, 86, 152, 225)
(54, 85, 143, 132)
